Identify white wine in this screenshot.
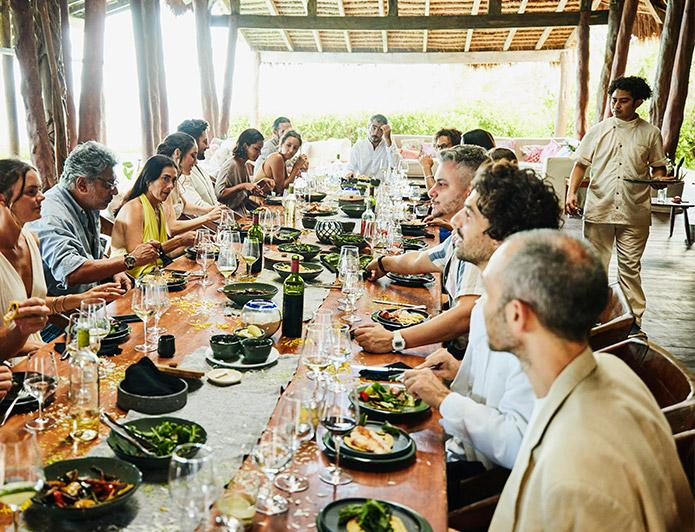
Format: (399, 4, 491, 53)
(217, 491, 257, 526)
(218, 268, 235, 279)
(240, 255, 257, 265)
(132, 307, 155, 320)
(0, 481, 38, 509)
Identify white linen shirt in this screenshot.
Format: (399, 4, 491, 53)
(179, 165, 217, 209)
(439, 300, 535, 470)
(347, 138, 401, 177)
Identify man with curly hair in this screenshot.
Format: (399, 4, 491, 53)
(566, 76, 668, 331)
(401, 162, 562, 509)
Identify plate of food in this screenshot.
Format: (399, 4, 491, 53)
(277, 242, 322, 261)
(265, 195, 284, 205)
(140, 270, 187, 291)
(268, 227, 301, 244)
(356, 383, 430, 421)
(319, 253, 373, 274)
(400, 221, 427, 237)
(385, 272, 435, 287)
(302, 203, 337, 216)
(185, 244, 220, 261)
(107, 417, 207, 470)
(205, 347, 279, 371)
(31, 457, 142, 519)
(325, 421, 414, 460)
(371, 308, 429, 330)
(623, 177, 681, 184)
(69, 319, 130, 345)
(332, 233, 369, 251)
(339, 194, 365, 204)
(273, 261, 324, 282)
(401, 238, 427, 251)
(306, 192, 327, 203)
(316, 498, 432, 532)
(221, 282, 279, 307)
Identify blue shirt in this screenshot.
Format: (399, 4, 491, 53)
(28, 185, 103, 296)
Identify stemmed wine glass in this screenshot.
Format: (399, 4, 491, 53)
(0, 430, 45, 532)
(319, 383, 359, 485)
(23, 350, 58, 431)
(273, 394, 311, 493)
(301, 323, 332, 380)
(169, 443, 219, 531)
(239, 238, 260, 281)
(131, 281, 157, 352)
(80, 298, 110, 353)
(149, 276, 170, 339)
(217, 241, 238, 284)
(341, 271, 364, 324)
(337, 246, 359, 308)
(252, 430, 292, 515)
(329, 324, 353, 372)
(196, 242, 216, 287)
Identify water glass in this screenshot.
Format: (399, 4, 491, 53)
(252, 430, 292, 515)
(149, 277, 170, 338)
(169, 444, 218, 531)
(301, 323, 332, 380)
(196, 242, 217, 287)
(217, 468, 263, 530)
(132, 282, 157, 352)
(23, 350, 58, 431)
(341, 271, 364, 324)
(80, 298, 109, 352)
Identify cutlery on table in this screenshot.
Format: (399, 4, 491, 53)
(373, 299, 427, 310)
(0, 389, 30, 426)
(99, 412, 159, 457)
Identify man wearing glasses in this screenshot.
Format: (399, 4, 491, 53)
(419, 128, 462, 190)
(29, 141, 159, 296)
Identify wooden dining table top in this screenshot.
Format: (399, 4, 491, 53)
(2, 222, 449, 532)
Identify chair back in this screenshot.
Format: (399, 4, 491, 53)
(590, 282, 635, 350)
(674, 429, 695, 492)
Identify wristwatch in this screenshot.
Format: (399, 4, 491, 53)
(123, 254, 136, 270)
(392, 330, 406, 352)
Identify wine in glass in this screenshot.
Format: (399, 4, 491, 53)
(217, 244, 238, 283)
(301, 323, 332, 380)
(319, 383, 359, 485)
(80, 297, 109, 352)
(341, 271, 364, 324)
(329, 324, 353, 372)
(252, 430, 291, 515)
(132, 282, 157, 352)
(337, 245, 359, 308)
(23, 350, 57, 431)
(239, 238, 260, 281)
(169, 443, 218, 531)
(273, 394, 309, 493)
(149, 276, 170, 338)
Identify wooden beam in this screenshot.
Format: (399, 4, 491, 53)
(465, 0, 482, 52)
(0, 0, 18, 155)
(555, 50, 571, 136)
(335, 0, 351, 52)
(504, 0, 530, 51)
(595, 0, 623, 122)
(193, 0, 220, 135)
(259, 49, 564, 64)
(642, 0, 664, 23)
(607, 0, 638, 108)
(378, 0, 387, 53)
(489, 0, 502, 16)
(307, 0, 316, 17)
(535, 0, 569, 50)
(650, 0, 684, 128)
(219, 3, 239, 137)
(388, 0, 398, 17)
(210, 11, 610, 31)
(131, 0, 154, 156)
(263, 0, 294, 51)
(299, 0, 322, 51)
(575, 6, 590, 139)
(78, 0, 106, 143)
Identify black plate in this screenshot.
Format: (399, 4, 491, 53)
(402, 238, 428, 251)
(356, 383, 431, 423)
(371, 308, 430, 331)
(386, 272, 435, 287)
(319, 253, 372, 274)
(265, 195, 284, 205)
(324, 422, 414, 460)
(273, 262, 324, 282)
(401, 223, 428, 237)
(0, 372, 56, 417)
(277, 243, 321, 261)
(184, 246, 220, 260)
(322, 435, 416, 472)
(317, 498, 432, 532)
(101, 320, 131, 345)
(268, 227, 301, 244)
(306, 192, 327, 202)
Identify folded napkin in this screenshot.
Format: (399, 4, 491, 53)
(121, 357, 184, 396)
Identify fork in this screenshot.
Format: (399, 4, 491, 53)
(1, 389, 30, 426)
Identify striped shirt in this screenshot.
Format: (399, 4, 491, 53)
(426, 234, 483, 307)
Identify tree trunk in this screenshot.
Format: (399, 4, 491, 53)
(606, 0, 638, 118)
(650, 0, 684, 129)
(10, 0, 55, 188)
(595, 0, 622, 123)
(662, 0, 695, 158)
(78, 0, 105, 143)
(554, 51, 571, 137)
(143, 0, 161, 148)
(218, 8, 239, 137)
(575, 9, 590, 139)
(249, 51, 260, 128)
(151, 0, 168, 140)
(131, 0, 155, 157)
(59, 0, 77, 150)
(0, 0, 19, 156)
(193, 0, 218, 137)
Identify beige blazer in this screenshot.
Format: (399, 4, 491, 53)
(490, 348, 693, 532)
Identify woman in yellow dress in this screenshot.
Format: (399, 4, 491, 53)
(112, 155, 196, 278)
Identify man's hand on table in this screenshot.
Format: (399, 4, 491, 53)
(365, 258, 387, 281)
(414, 348, 461, 381)
(113, 272, 133, 291)
(402, 368, 450, 409)
(353, 323, 393, 353)
(0, 365, 12, 401)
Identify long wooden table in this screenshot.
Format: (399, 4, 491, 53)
(2, 228, 448, 531)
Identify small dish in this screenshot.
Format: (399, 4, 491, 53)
(241, 337, 274, 364)
(209, 334, 242, 362)
(206, 368, 242, 386)
(205, 347, 280, 371)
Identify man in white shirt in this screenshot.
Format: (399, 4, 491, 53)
(177, 119, 218, 209)
(402, 162, 562, 508)
(254, 116, 293, 178)
(347, 114, 401, 177)
(566, 76, 668, 329)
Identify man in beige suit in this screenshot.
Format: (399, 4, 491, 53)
(485, 230, 693, 531)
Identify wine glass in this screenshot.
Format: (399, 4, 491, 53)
(149, 277, 170, 339)
(301, 323, 332, 380)
(260, 209, 274, 245)
(239, 238, 260, 281)
(329, 324, 353, 372)
(270, 209, 282, 244)
(63, 312, 83, 360)
(273, 394, 310, 493)
(0, 430, 44, 532)
(23, 350, 58, 431)
(196, 242, 216, 287)
(217, 243, 238, 284)
(132, 282, 157, 352)
(80, 298, 109, 353)
(252, 430, 292, 515)
(169, 443, 218, 532)
(319, 383, 359, 485)
(337, 246, 359, 308)
(341, 271, 364, 324)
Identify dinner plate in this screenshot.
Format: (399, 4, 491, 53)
(402, 238, 428, 251)
(101, 321, 131, 345)
(0, 372, 56, 417)
(267, 227, 301, 244)
(321, 436, 417, 472)
(265, 196, 283, 205)
(205, 347, 279, 371)
(185, 246, 220, 261)
(356, 384, 431, 422)
(323, 422, 414, 460)
(371, 308, 430, 331)
(386, 272, 435, 287)
(316, 498, 432, 532)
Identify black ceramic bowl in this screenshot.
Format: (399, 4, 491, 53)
(210, 334, 242, 361)
(332, 233, 368, 250)
(241, 337, 273, 364)
(273, 262, 324, 282)
(302, 215, 318, 229)
(222, 282, 279, 307)
(277, 242, 321, 261)
(340, 204, 367, 218)
(117, 378, 188, 415)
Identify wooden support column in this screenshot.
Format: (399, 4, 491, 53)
(606, 0, 638, 119)
(78, 0, 105, 143)
(249, 52, 260, 128)
(219, 0, 239, 137)
(575, 1, 590, 139)
(10, 0, 55, 188)
(662, 0, 695, 158)
(131, 0, 154, 157)
(193, 0, 219, 137)
(150, 0, 168, 140)
(555, 50, 571, 137)
(59, 0, 76, 150)
(595, 0, 622, 122)
(0, 0, 18, 156)
(650, 0, 684, 128)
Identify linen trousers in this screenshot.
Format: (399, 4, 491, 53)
(583, 221, 649, 322)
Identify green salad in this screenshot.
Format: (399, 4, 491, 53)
(358, 383, 420, 412)
(338, 499, 394, 531)
(128, 421, 205, 456)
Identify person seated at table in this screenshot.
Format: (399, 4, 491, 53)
(257, 130, 309, 196)
(28, 141, 160, 296)
(420, 128, 462, 189)
(0, 298, 51, 361)
(462, 128, 496, 150)
(488, 147, 517, 164)
(254, 116, 294, 178)
(355, 145, 490, 357)
(216, 129, 274, 213)
(177, 118, 218, 207)
(0, 159, 126, 351)
(402, 163, 562, 510)
(485, 230, 693, 531)
(347, 114, 401, 177)
(112, 155, 197, 278)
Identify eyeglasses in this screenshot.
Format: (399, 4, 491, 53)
(435, 143, 452, 150)
(97, 177, 119, 190)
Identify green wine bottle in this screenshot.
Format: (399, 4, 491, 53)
(282, 255, 304, 338)
(248, 210, 264, 274)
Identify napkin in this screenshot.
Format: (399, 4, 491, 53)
(121, 357, 184, 396)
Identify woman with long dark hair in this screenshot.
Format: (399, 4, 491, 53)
(215, 129, 274, 212)
(111, 155, 196, 277)
(257, 130, 309, 195)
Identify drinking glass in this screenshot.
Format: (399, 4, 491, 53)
(217, 244, 238, 283)
(301, 323, 332, 380)
(239, 238, 260, 281)
(319, 383, 359, 485)
(23, 350, 58, 431)
(149, 277, 170, 339)
(337, 246, 359, 308)
(0, 430, 44, 532)
(329, 324, 353, 371)
(252, 430, 292, 515)
(217, 468, 263, 530)
(63, 312, 83, 360)
(132, 282, 157, 352)
(341, 271, 364, 324)
(273, 395, 310, 493)
(169, 443, 218, 531)
(270, 210, 282, 244)
(80, 297, 109, 352)
(196, 242, 216, 287)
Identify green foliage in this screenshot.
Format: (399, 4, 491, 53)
(675, 105, 695, 170)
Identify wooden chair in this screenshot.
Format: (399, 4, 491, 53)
(589, 282, 635, 351)
(674, 429, 695, 492)
(448, 468, 510, 532)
